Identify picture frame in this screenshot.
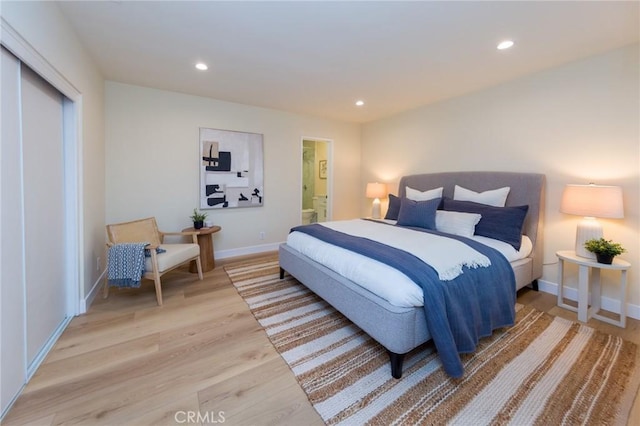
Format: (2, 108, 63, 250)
(319, 160, 327, 179)
(199, 127, 264, 209)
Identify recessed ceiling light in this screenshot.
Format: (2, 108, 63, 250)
(195, 63, 208, 71)
(355, 100, 364, 106)
(497, 40, 514, 50)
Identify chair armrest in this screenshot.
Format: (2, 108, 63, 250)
(160, 231, 199, 244)
(161, 231, 198, 236)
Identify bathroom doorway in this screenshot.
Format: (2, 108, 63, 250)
(301, 137, 331, 224)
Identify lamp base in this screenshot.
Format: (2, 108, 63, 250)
(371, 198, 381, 219)
(574, 217, 602, 259)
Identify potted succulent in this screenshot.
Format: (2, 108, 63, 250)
(584, 238, 625, 264)
(190, 208, 208, 229)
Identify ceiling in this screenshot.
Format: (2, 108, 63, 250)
(57, 1, 639, 123)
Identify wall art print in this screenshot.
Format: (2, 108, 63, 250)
(199, 128, 264, 209)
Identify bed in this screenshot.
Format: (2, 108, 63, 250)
(279, 171, 545, 378)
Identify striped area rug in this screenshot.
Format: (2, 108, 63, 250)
(224, 255, 639, 425)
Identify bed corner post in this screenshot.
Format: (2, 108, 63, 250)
(388, 351, 405, 379)
(531, 279, 539, 291)
(279, 267, 285, 279)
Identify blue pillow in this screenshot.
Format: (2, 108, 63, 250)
(442, 198, 529, 250)
(384, 194, 401, 220)
(397, 197, 440, 230)
(144, 247, 166, 257)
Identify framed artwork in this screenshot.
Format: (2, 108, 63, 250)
(199, 128, 264, 209)
(319, 160, 327, 179)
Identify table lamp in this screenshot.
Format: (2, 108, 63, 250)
(560, 183, 624, 258)
(366, 182, 387, 219)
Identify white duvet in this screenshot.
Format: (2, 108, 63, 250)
(286, 219, 532, 308)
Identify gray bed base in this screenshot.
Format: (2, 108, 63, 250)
(279, 171, 545, 378)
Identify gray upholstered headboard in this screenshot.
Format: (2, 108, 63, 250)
(397, 171, 546, 280)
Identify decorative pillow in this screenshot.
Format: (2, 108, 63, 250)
(384, 194, 401, 220)
(144, 247, 166, 257)
(453, 185, 510, 207)
(397, 197, 440, 230)
(442, 198, 528, 249)
(435, 210, 482, 238)
(406, 186, 444, 201)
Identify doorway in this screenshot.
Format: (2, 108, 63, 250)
(301, 138, 332, 224)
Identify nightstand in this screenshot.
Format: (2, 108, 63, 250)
(182, 226, 222, 272)
(556, 250, 630, 328)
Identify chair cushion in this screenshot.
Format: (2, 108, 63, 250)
(145, 244, 200, 273)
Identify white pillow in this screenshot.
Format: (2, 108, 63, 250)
(405, 186, 443, 201)
(435, 210, 482, 238)
(453, 185, 510, 207)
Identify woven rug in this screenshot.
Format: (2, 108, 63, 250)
(224, 255, 640, 425)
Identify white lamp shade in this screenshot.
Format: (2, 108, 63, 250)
(366, 182, 387, 199)
(366, 182, 387, 219)
(560, 184, 623, 218)
(560, 183, 624, 258)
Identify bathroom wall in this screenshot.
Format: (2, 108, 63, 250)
(315, 141, 328, 197)
(302, 140, 316, 210)
(302, 139, 329, 207)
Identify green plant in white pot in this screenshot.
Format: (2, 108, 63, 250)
(584, 238, 625, 264)
(190, 209, 208, 229)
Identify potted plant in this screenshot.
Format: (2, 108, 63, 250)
(190, 209, 208, 229)
(584, 238, 625, 264)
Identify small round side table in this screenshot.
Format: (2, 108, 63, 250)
(556, 250, 630, 328)
(182, 226, 221, 272)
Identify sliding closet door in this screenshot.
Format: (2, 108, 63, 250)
(20, 63, 67, 366)
(1, 46, 27, 416)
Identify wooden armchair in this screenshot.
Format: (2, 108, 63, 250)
(104, 217, 203, 306)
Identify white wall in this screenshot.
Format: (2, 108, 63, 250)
(1, 1, 106, 300)
(361, 45, 640, 310)
(105, 82, 361, 256)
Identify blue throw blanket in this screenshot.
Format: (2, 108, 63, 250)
(291, 223, 516, 378)
(107, 243, 149, 288)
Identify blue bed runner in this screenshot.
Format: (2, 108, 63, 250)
(291, 222, 516, 378)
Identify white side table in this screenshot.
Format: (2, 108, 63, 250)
(556, 250, 630, 328)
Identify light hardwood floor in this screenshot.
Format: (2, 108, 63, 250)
(3, 252, 639, 425)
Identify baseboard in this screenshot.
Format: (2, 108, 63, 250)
(82, 269, 106, 314)
(0, 382, 24, 421)
(217, 247, 640, 321)
(26, 316, 72, 378)
(0, 315, 71, 421)
(81, 243, 281, 312)
(83, 251, 639, 322)
(537, 279, 640, 320)
(216, 241, 281, 259)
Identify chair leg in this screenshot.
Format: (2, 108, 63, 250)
(195, 256, 203, 280)
(153, 274, 163, 306)
(102, 274, 109, 299)
(150, 250, 163, 306)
